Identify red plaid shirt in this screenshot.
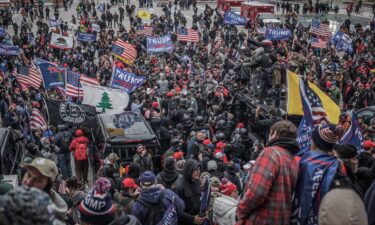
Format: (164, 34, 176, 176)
(236, 146, 299, 225)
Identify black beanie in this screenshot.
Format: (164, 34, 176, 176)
(336, 144, 358, 159)
(164, 157, 176, 174)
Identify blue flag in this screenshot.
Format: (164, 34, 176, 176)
(335, 34, 353, 53)
(311, 19, 320, 29)
(110, 67, 146, 93)
(97, 3, 105, 13)
(35, 58, 66, 90)
(146, 35, 175, 53)
(265, 28, 292, 41)
(331, 30, 343, 45)
(296, 116, 314, 155)
(291, 151, 339, 225)
(0, 27, 7, 37)
(0, 44, 20, 56)
(158, 197, 178, 225)
(77, 33, 97, 42)
(49, 19, 59, 27)
(339, 113, 364, 152)
(223, 11, 247, 25)
(200, 176, 211, 213)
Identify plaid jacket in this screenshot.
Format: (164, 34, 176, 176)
(236, 145, 299, 225)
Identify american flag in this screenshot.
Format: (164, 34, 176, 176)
(296, 78, 329, 155)
(30, 108, 47, 130)
(136, 25, 153, 36)
(300, 79, 328, 125)
(12, 64, 42, 89)
(112, 39, 137, 65)
(66, 70, 99, 97)
(66, 70, 84, 97)
(177, 28, 199, 43)
(311, 37, 327, 49)
(81, 74, 99, 85)
(309, 19, 331, 37)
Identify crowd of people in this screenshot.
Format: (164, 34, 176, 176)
(0, 0, 375, 224)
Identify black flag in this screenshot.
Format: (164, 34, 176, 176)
(45, 99, 97, 127)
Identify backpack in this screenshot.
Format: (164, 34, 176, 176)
(136, 190, 166, 225)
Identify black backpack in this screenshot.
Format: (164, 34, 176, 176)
(136, 190, 166, 225)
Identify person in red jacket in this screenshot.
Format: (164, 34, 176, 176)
(69, 129, 89, 184)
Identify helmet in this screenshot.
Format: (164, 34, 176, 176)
(195, 116, 204, 126)
(215, 132, 226, 141)
(57, 124, 66, 131)
(182, 115, 193, 126)
(171, 138, 180, 145)
(215, 119, 227, 130)
(186, 108, 195, 117)
(239, 128, 248, 136)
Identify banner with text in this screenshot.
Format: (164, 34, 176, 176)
(110, 67, 146, 93)
(35, 58, 66, 89)
(223, 11, 247, 25)
(0, 44, 19, 55)
(77, 33, 97, 42)
(146, 35, 174, 53)
(265, 28, 292, 41)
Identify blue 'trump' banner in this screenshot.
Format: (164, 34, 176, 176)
(265, 28, 292, 41)
(146, 35, 174, 53)
(223, 11, 247, 25)
(110, 67, 146, 93)
(0, 27, 7, 37)
(0, 44, 20, 56)
(77, 33, 97, 42)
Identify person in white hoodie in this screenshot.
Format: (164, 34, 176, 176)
(213, 178, 239, 225)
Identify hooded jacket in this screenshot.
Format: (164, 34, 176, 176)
(213, 194, 238, 225)
(156, 158, 181, 189)
(69, 135, 89, 160)
(131, 187, 185, 225)
(236, 137, 299, 225)
(365, 181, 375, 225)
(319, 189, 368, 225)
(173, 159, 201, 225)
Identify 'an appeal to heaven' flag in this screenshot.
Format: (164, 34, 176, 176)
(177, 28, 199, 43)
(77, 33, 97, 42)
(309, 19, 332, 37)
(12, 64, 42, 89)
(45, 99, 98, 128)
(0, 44, 20, 56)
(339, 113, 364, 152)
(136, 25, 153, 36)
(112, 39, 137, 65)
(265, 28, 292, 41)
(287, 71, 340, 124)
(223, 11, 247, 25)
(50, 33, 74, 49)
(110, 67, 146, 93)
(146, 35, 174, 53)
(35, 58, 66, 90)
(81, 82, 129, 115)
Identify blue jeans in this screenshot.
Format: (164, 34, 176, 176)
(57, 152, 72, 179)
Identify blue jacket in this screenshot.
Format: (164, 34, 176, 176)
(131, 187, 185, 225)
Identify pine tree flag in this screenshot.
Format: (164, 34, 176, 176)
(81, 83, 129, 115)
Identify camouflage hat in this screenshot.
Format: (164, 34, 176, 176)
(21, 157, 59, 182)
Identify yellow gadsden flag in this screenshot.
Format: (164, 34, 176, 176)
(137, 10, 151, 19)
(287, 71, 340, 124)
